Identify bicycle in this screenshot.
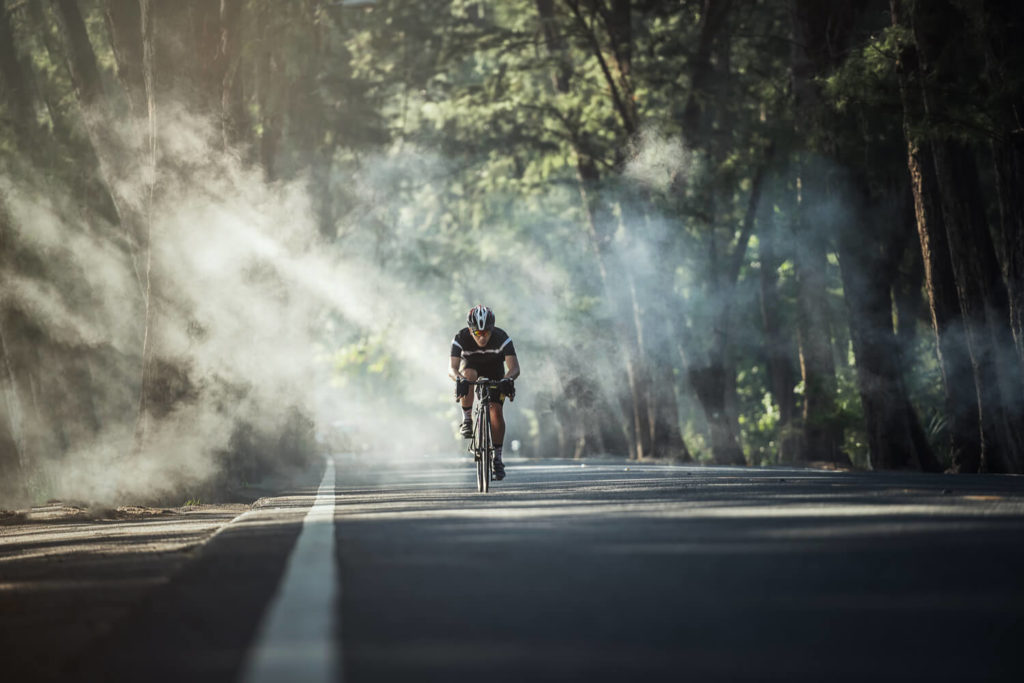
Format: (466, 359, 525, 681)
(464, 378, 502, 493)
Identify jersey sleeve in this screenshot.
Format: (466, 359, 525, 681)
(450, 334, 463, 358)
(500, 337, 516, 357)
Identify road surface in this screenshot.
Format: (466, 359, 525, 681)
(4, 455, 1024, 681)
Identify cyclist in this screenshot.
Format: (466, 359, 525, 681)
(449, 305, 520, 480)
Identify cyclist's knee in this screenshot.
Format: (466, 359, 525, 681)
(463, 368, 479, 381)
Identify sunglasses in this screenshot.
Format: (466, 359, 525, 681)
(471, 329, 489, 337)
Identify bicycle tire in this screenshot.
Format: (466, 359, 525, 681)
(475, 449, 485, 493)
(473, 401, 485, 491)
(479, 401, 491, 493)
(474, 405, 485, 492)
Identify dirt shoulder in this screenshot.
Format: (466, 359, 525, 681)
(0, 501, 250, 682)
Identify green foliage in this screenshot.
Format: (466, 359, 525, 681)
(3, 0, 1000, 492)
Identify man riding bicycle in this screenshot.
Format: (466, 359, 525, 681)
(449, 305, 520, 480)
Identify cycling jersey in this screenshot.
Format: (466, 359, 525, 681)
(451, 327, 516, 380)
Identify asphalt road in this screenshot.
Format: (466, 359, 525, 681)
(7, 455, 1024, 682)
(333, 457, 1024, 682)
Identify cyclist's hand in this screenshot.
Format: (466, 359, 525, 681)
(499, 378, 515, 399)
(455, 378, 469, 399)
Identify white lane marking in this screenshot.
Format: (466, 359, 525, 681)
(241, 455, 340, 683)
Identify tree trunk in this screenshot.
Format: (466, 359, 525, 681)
(564, 0, 636, 136)
(931, 140, 1024, 473)
(537, 0, 674, 461)
(51, 0, 104, 106)
(133, 0, 158, 450)
(992, 136, 1024, 364)
(536, 0, 571, 92)
(758, 176, 798, 462)
(891, 0, 983, 471)
(0, 2, 40, 149)
(791, 184, 844, 465)
(219, 0, 248, 149)
(790, 0, 876, 468)
(681, 0, 734, 137)
(688, 362, 745, 465)
(256, 4, 282, 180)
(103, 0, 147, 116)
(911, 0, 1024, 473)
(25, 2, 91, 152)
(0, 203, 28, 503)
(976, 0, 1024, 364)
(671, 0, 746, 465)
(837, 189, 939, 472)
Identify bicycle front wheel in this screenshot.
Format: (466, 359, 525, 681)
(481, 444, 491, 493)
(478, 402, 491, 493)
(475, 447, 485, 492)
(474, 405, 487, 492)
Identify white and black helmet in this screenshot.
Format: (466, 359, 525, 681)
(467, 305, 495, 332)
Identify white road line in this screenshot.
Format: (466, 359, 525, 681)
(241, 455, 340, 683)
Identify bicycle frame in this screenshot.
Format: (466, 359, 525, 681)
(465, 379, 501, 493)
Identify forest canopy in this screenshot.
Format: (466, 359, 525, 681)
(1, 0, 1023, 506)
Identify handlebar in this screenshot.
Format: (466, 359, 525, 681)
(456, 377, 515, 401)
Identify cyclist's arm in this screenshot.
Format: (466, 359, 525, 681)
(503, 354, 520, 381)
(449, 356, 464, 382)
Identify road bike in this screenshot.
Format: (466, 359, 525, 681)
(465, 379, 501, 493)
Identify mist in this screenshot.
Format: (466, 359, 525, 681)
(0, 103, 885, 505)
(4, 0, 1019, 507)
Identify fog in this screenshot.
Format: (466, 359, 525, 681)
(1, 91, 949, 506)
(2, 100, 725, 506)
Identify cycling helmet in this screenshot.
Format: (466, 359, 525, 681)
(467, 305, 495, 332)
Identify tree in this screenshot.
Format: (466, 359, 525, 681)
(891, 0, 983, 471)
(909, 0, 1024, 472)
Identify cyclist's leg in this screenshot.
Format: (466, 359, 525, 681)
(489, 400, 507, 479)
(459, 366, 478, 438)
(461, 366, 478, 410)
(489, 401, 505, 447)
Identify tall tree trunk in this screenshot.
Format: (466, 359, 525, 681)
(791, 172, 844, 465)
(564, 0, 636, 136)
(758, 174, 798, 462)
(681, 0, 734, 137)
(51, 0, 104, 106)
(537, 0, 669, 460)
(133, 0, 158, 450)
(976, 0, 1024, 364)
(26, 1, 92, 154)
(0, 348, 26, 505)
(837, 188, 940, 472)
(51, 0, 147, 290)
(790, 0, 871, 467)
(256, 4, 282, 180)
(103, 0, 146, 116)
(931, 140, 1024, 473)
(685, 144, 774, 467)
(672, 0, 746, 465)
(219, 0, 248, 150)
(536, 0, 571, 92)
(911, 0, 1024, 473)
(891, 0, 982, 472)
(0, 202, 28, 503)
(0, 2, 40, 150)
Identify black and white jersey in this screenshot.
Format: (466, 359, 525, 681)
(451, 327, 516, 379)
